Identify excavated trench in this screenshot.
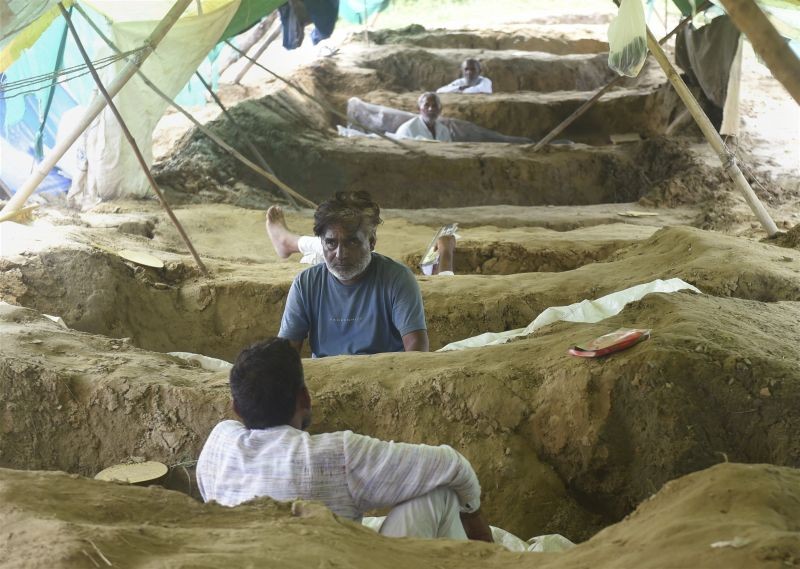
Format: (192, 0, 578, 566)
(359, 49, 621, 93)
(361, 87, 682, 141)
(367, 25, 609, 54)
(155, 42, 697, 208)
(3, 20, 800, 558)
(3, 226, 800, 364)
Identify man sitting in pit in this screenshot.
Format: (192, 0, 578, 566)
(393, 92, 452, 142)
(267, 204, 456, 276)
(436, 58, 492, 94)
(275, 191, 429, 357)
(196, 337, 493, 542)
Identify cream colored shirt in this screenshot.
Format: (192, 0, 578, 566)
(197, 421, 481, 520)
(394, 116, 452, 142)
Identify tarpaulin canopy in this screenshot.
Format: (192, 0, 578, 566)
(1, 0, 285, 202)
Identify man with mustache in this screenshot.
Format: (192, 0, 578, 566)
(436, 58, 493, 94)
(393, 92, 452, 142)
(277, 191, 429, 358)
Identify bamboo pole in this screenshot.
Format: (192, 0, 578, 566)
(73, 3, 316, 209)
(717, 0, 800, 105)
(532, 1, 709, 151)
(0, 0, 194, 216)
(233, 19, 282, 84)
(59, 3, 210, 276)
(194, 70, 299, 208)
(644, 26, 779, 236)
(218, 13, 276, 75)
(224, 40, 419, 153)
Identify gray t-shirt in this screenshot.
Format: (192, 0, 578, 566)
(279, 253, 426, 357)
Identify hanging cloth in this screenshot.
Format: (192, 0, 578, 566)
(278, 0, 339, 49)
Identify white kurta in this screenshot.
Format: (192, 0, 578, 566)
(393, 116, 452, 141)
(436, 76, 493, 94)
(197, 421, 481, 520)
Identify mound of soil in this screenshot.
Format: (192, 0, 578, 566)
(1, 463, 797, 568)
(3, 284, 799, 540)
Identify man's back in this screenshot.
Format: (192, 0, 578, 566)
(197, 420, 481, 521)
(279, 253, 426, 357)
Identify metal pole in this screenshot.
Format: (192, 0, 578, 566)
(59, 3, 210, 276)
(1, 0, 194, 215)
(645, 26, 779, 236)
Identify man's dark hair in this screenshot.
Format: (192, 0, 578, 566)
(312, 191, 383, 237)
(229, 337, 304, 429)
(463, 58, 481, 71)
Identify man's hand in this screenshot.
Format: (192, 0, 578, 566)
(402, 329, 429, 352)
(460, 508, 493, 543)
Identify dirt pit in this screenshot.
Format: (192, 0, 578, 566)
(360, 48, 620, 93)
(3, 463, 798, 569)
(2, 9, 800, 567)
(366, 24, 609, 54)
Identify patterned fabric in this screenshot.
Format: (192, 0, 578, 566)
(197, 421, 481, 520)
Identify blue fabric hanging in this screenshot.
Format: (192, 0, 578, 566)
(278, 0, 339, 50)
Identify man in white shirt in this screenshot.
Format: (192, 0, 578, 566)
(197, 337, 492, 541)
(393, 92, 452, 142)
(436, 59, 493, 94)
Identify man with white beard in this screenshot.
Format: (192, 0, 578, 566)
(277, 191, 429, 358)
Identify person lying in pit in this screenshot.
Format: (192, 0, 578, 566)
(436, 58, 493, 94)
(393, 92, 452, 142)
(197, 337, 493, 542)
(273, 191, 429, 358)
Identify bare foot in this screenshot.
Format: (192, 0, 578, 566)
(434, 234, 456, 274)
(266, 206, 300, 259)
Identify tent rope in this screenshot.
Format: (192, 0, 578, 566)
(0, 47, 145, 100)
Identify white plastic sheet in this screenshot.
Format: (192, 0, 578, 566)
(70, 0, 241, 204)
(362, 516, 575, 553)
(607, 0, 648, 77)
(168, 351, 233, 372)
(438, 278, 701, 352)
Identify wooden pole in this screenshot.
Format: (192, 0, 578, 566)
(224, 40, 419, 153)
(233, 19, 282, 85)
(532, 1, 709, 152)
(73, 3, 316, 209)
(716, 0, 800, 105)
(194, 71, 299, 208)
(645, 26, 779, 236)
(218, 12, 277, 75)
(59, 3, 210, 276)
(0, 0, 194, 216)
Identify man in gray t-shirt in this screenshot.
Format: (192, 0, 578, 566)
(278, 191, 428, 358)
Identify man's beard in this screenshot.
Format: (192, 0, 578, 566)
(326, 252, 372, 282)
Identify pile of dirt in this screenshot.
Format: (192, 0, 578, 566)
(1, 459, 798, 567)
(774, 223, 800, 250)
